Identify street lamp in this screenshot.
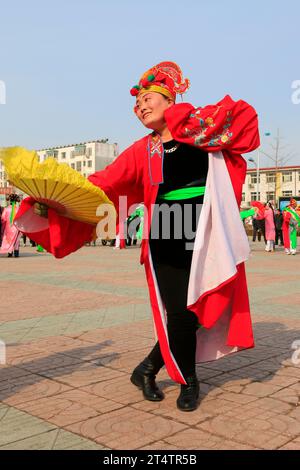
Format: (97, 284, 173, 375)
(248, 151, 260, 201)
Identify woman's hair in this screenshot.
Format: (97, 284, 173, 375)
(8, 193, 21, 203)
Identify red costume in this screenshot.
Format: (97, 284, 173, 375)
(15, 66, 259, 385)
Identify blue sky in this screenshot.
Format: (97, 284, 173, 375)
(0, 0, 299, 167)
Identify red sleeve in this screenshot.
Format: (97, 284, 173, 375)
(88, 143, 144, 216)
(14, 144, 144, 258)
(14, 197, 95, 259)
(283, 211, 291, 225)
(165, 95, 260, 155)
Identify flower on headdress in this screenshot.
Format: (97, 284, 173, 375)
(130, 86, 140, 96)
(141, 74, 156, 89)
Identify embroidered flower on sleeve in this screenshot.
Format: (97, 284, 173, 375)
(221, 134, 229, 143)
(205, 117, 215, 127)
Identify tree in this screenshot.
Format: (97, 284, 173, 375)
(260, 129, 296, 201)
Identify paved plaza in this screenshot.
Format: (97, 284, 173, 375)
(0, 241, 300, 450)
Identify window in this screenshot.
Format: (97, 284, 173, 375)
(76, 161, 82, 172)
(251, 192, 261, 201)
(71, 145, 86, 158)
(241, 193, 245, 202)
(87, 160, 92, 168)
(61, 152, 66, 159)
(282, 190, 292, 197)
(266, 172, 276, 183)
(250, 174, 260, 184)
(71, 163, 75, 169)
(282, 172, 292, 183)
(46, 149, 58, 158)
(266, 192, 275, 201)
(83, 161, 86, 167)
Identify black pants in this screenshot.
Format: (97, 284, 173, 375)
(252, 227, 261, 242)
(146, 197, 203, 380)
(255, 220, 266, 243)
(147, 258, 198, 379)
(275, 229, 283, 246)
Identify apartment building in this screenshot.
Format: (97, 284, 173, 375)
(36, 139, 118, 178)
(242, 165, 300, 207)
(0, 139, 119, 197)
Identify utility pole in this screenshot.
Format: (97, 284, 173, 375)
(260, 128, 296, 206)
(274, 129, 280, 202)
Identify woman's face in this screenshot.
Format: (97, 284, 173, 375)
(135, 92, 174, 131)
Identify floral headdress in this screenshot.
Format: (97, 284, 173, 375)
(130, 61, 190, 102)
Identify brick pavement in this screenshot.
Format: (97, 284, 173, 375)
(0, 241, 300, 450)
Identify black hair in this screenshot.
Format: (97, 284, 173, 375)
(8, 193, 20, 203)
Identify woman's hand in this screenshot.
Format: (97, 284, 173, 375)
(34, 202, 48, 218)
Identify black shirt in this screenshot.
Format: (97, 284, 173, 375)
(150, 140, 209, 267)
(157, 139, 208, 194)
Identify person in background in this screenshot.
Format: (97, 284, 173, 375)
(252, 215, 262, 242)
(264, 202, 276, 252)
(0, 203, 3, 246)
(283, 199, 300, 255)
(253, 206, 266, 244)
(0, 193, 21, 257)
(274, 209, 283, 247)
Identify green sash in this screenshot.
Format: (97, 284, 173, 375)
(158, 186, 206, 201)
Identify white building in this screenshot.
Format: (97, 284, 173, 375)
(0, 139, 118, 196)
(36, 139, 118, 178)
(242, 165, 300, 207)
(0, 160, 9, 189)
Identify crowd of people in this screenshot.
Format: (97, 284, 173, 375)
(1, 195, 300, 258)
(243, 198, 300, 255)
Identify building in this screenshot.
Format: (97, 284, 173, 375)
(242, 165, 300, 207)
(0, 139, 119, 195)
(36, 139, 118, 178)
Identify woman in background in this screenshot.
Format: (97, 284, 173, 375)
(0, 193, 21, 257)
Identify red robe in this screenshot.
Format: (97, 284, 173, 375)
(282, 209, 292, 250)
(15, 95, 260, 384)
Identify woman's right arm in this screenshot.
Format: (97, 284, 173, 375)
(14, 144, 144, 258)
(88, 143, 144, 213)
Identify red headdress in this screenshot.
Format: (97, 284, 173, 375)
(130, 61, 190, 101)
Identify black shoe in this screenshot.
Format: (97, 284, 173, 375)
(14, 250, 19, 258)
(7, 252, 13, 257)
(130, 358, 164, 401)
(177, 375, 199, 412)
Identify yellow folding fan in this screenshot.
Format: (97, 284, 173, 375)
(0, 146, 114, 225)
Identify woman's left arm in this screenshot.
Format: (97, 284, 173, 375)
(165, 94, 260, 155)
